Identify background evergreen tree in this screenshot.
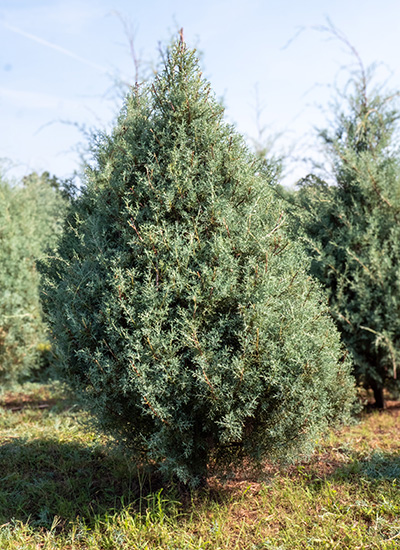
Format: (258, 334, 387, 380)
(40, 37, 355, 486)
(0, 171, 66, 386)
(295, 67, 400, 408)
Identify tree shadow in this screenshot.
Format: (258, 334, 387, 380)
(331, 450, 400, 482)
(285, 447, 400, 493)
(4, 429, 399, 533)
(1, 381, 72, 413)
(0, 437, 165, 530)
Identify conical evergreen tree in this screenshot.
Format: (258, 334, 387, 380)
(40, 37, 355, 485)
(294, 69, 400, 408)
(0, 172, 66, 386)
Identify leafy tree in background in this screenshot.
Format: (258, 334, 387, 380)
(295, 67, 400, 408)
(40, 37, 355, 486)
(0, 171, 66, 386)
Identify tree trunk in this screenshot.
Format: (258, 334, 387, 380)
(370, 379, 385, 409)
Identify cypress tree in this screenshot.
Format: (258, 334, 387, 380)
(40, 37, 355, 485)
(295, 68, 400, 408)
(0, 172, 66, 385)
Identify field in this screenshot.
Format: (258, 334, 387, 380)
(1, 383, 400, 549)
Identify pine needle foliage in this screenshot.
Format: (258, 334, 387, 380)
(0, 172, 66, 386)
(40, 38, 355, 486)
(295, 68, 400, 408)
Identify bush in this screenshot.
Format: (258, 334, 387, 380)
(40, 38, 355, 485)
(0, 171, 66, 386)
(295, 68, 400, 408)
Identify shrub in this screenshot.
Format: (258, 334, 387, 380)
(40, 38, 355, 485)
(295, 68, 400, 408)
(0, 171, 66, 386)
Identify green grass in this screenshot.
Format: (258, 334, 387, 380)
(1, 383, 400, 549)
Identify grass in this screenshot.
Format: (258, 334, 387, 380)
(1, 383, 400, 548)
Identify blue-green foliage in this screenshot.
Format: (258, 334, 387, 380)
(40, 40, 355, 485)
(295, 69, 400, 405)
(0, 171, 66, 386)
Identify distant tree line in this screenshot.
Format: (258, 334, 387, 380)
(0, 171, 68, 385)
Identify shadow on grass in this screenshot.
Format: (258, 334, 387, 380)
(0, 382, 73, 413)
(288, 449, 400, 495)
(0, 437, 166, 530)
(261, 446, 400, 497)
(331, 450, 400, 482)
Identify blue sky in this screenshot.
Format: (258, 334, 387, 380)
(1, 0, 400, 185)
